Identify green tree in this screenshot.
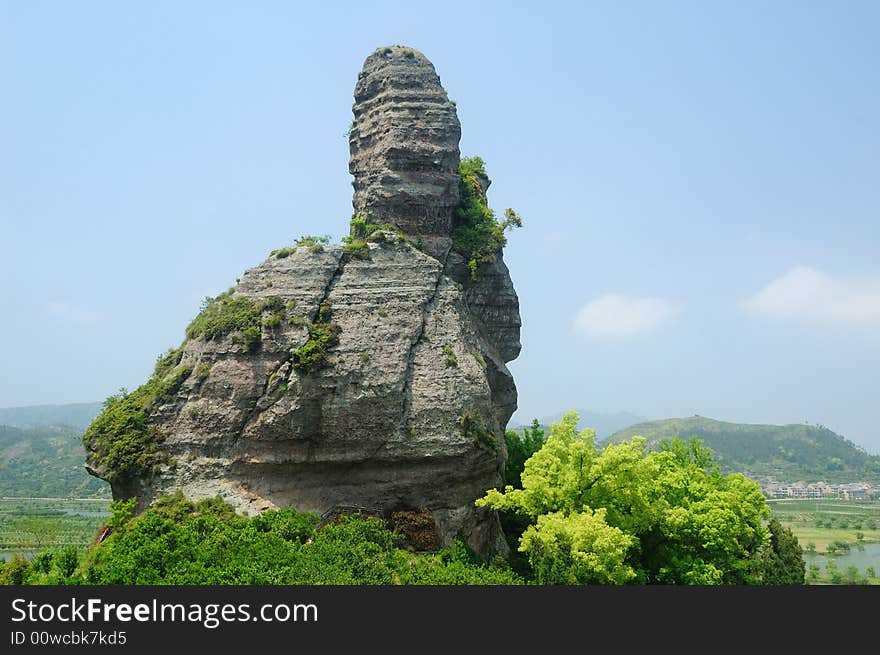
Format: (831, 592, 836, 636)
(504, 419, 546, 488)
(477, 411, 770, 584)
(520, 509, 635, 584)
(759, 519, 805, 584)
(0, 555, 33, 585)
(825, 561, 842, 584)
(843, 565, 862, 585)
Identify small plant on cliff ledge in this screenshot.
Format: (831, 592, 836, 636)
(451, 156, 523, 280)
(458, 409, 498, 452)
(343, 214, 403, 259)
(443, 345, 458, 368)
(185, 291, 261, 342)
(290, 300, 341, 373)
(295, 234, 331, 253)
(154, 346, 184, 379)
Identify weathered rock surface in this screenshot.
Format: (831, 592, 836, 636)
(349, 45, 461, 260)
(86, 46, 521, 557)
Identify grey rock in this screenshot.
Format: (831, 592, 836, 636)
(349, 45, 461, 261)
(87, 46, 522, 558)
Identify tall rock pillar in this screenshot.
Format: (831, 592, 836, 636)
(348, 46, 461, 260)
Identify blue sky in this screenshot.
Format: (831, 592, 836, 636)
(2, 2, 879, 451)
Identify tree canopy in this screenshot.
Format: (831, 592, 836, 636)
(478, 411, 774, 584)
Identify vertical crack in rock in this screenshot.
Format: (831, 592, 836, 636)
(399, 258, 446, 441)
(237, 250, 347, 437)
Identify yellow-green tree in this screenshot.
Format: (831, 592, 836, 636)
(478, 411, 771, 584)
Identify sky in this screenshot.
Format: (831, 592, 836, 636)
(2, 2, 878, 452)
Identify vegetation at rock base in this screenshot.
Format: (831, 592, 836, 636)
(451, 156, 522, 280)
(479, 411, 803, 585)
(1, 492, 519, 585)
(290, 301, 341, 373)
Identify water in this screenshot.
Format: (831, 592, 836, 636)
(804, 543, 880, 574)
(1, 551, 38, 561)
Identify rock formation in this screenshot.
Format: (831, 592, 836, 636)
(349, 46, 461, 260)
(84, 45, 521, 557)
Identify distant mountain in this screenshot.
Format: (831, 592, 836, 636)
(0, 402, 102, 431)
(0, 423, 109, 497)
(606, 416, 880, 483)
(528, 410, 648, 440)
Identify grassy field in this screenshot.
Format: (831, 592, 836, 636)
(0, 497, 109, 559)
(768, 499, 880, 552)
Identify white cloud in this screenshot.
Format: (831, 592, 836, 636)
(44, 301, 100, 325)
(744, 266, 880, 326)
(573, 294, 681, 339)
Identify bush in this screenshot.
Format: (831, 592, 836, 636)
(451, 157, 522, 280)
(56, 494, 521, 586)
(194, 363, 211, 382)
(290, 301, 340, 373)
(294, 235, 331, 253)
(342, 239, 370, 259)
(478, 412, 772, 585)
(0, 555, 33, 585)
(186, 292, 262, 343)
(82, 365, 192, 480)
(154, 346, 184, 379)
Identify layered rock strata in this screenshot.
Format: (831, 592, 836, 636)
(86, 45, 521, 556)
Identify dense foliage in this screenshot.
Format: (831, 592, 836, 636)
(82, 365, 192, 481)
(478, 411, 776, 584)
(760, 519, 806, 584)
(504, 420, 546, 488)
(185, 291, 263, 352)
(1, 493, 520, 585)
(451, 157, 522, 279)
(607, 416, 880, 483)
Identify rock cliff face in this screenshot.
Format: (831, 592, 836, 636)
(349, 46, 461, 260)
(85, 45, 521, 556)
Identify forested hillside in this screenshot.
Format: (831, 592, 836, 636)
(607, 416, 880, 482)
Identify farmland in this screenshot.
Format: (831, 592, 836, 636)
(769, 498, 880, 584)
(0, 497, 109, 560)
